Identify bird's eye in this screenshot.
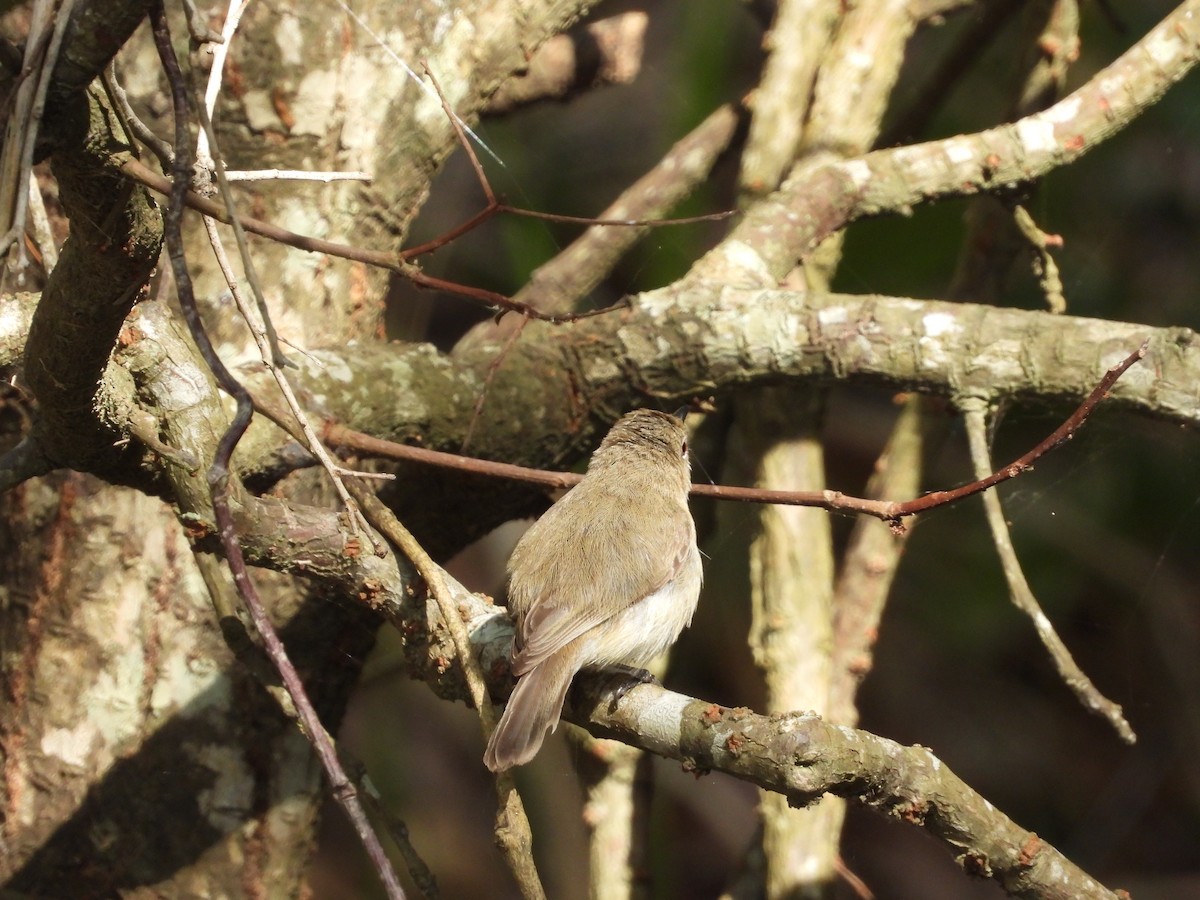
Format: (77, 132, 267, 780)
(680, 440, 688, 456)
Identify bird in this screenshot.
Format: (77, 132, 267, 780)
(483, 408, 703, 772)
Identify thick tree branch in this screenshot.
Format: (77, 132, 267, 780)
(483, 12, 648, 114)
(49, 0, 157, 98)
(692, 0, 1200, 285)
(569, 681, 1122, 900)
(4, 285, 1191, 486)
(22, 84, 161, 470)
(288, 288, 1188, 460)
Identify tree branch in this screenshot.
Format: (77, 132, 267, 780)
(961, 398, 1135, 743)
(483, 12, 649, 114)
(22, 83, 161, 470)
(691, 0, 1200, 285)
(569, 681, 1123, 900)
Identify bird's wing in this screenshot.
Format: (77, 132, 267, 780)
(510, 511, 692, 674)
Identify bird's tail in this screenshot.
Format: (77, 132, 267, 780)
(483, 657, 574, 772)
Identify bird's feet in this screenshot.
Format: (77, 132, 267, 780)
(593, 664, 661, 713)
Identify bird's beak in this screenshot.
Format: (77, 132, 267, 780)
(673, 405, 690, 421)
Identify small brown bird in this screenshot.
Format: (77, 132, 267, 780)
(483, 408, 703, 772)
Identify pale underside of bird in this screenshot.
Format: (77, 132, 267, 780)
(483, 409, 702, 772)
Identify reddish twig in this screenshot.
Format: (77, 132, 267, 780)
(119, 156, 722, 324)
(122, 111, 728, 330)
(895, 341, 1147, 518)
(402, 64, 734, 260)
(319, 341, 1148, 524)
(400, 204, 734, 260)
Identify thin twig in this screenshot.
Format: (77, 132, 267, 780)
(0, 0, 76, 262)
(354, 769, 442, 900)
(103, 62, 174, 170)
(193, 92, 378, 537)
(148, 7, 406, 898)
(223, 168, 373, 182)
(119, 156, 624, 324)
(400, 204, 733, 260)
(350, 489, 495, 724)
(317, 341, 1147, 523)
(197, 0, 249, 162)
(199, 210, 376, 535)
(961, 398, 1136, 744)
(407, 64, 734, 262)
(192, 22, 287, 368)
(341, 483, 548, 900)
(898, 341, 1148, 518)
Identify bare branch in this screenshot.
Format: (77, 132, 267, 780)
(570, 681, 1123, 900)
(692, 1, 1200, 285)
(484, 13, 649, 114)
(961, 398, 1135, 744)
